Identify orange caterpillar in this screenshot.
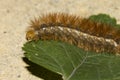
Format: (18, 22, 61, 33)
(26, 13, 120, 54)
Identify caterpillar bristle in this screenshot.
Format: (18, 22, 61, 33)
(26, 13, 120, 54)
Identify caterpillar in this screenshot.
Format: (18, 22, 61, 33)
(26, 13, 120, 54)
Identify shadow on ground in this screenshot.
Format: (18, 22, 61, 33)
(22, 57, 63, 80)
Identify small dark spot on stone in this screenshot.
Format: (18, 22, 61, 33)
(3, 31, 7, 34)
(6, 9, 10, 13)
(17, 75, 21, 78)
(114, 7, 118, 10)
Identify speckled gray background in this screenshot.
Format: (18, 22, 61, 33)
(0, 0, 120, 80)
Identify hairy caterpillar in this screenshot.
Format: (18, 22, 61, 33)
(26, 13, 120, 54)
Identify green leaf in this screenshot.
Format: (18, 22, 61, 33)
(89, 14, 120, 28)
(23, 40, 120, 80)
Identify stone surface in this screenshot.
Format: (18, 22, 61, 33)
(0, 0, 120, 80)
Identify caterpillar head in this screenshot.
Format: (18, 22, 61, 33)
(26, 29, 39, 41)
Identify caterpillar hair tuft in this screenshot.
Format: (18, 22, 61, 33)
(26, 13, 120, 54)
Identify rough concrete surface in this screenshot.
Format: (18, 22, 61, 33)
(0, 0, 120, 80)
